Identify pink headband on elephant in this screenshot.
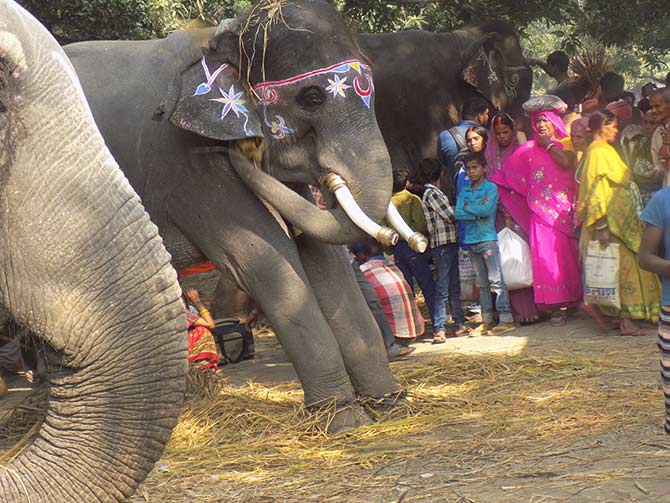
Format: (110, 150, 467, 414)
(252, 59, 374, 140)
(253, 59, 374, 107)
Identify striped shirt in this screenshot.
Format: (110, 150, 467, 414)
(360, 257, 425, 339)
(422, 183, 458, 248)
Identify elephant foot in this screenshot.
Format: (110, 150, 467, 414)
(359, 389, 408, 418)
(307, 400, 373, 433)
(0, 375, 7, 397)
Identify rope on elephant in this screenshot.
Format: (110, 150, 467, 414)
(239, 0, 291, 90)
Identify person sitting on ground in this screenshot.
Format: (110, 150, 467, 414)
(183, 287, 219, 372)
(390, 170, 437, 326)
(639, 187, 670, 433)
(356, 239, 425, 345)
(348, 248, 415, 361)
(421, 158, 467, 343)
(456, 152, 517, 336)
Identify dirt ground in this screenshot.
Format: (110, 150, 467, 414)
(2, 313, 668, 502)
(129, 315, 669, 503)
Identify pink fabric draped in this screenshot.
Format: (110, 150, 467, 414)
(485, 122, 520, 178)
(491, 111, 582, 308)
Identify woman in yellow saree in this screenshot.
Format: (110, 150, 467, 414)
(577, 110, 661, 334)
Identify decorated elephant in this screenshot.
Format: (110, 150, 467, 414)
(359, 21, 533, 174)
(0, 1, 186, 502)
(64, 0, 423, 431)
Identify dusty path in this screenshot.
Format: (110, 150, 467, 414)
(1, 307, 666, 502)
(129, 315, 668, 503)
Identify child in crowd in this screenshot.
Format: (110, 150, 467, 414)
(639, 187, 670, 433)
(421, 158, 467, 343)
(455, 152, 517, 336)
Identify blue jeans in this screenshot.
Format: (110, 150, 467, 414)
(431, 243, 465, 332)
(394, 241, 437, 324)
(466, 240, 513, 325)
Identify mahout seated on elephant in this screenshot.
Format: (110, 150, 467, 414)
(358, 21, 533, 179)
(65, 0, 429, 432)
(0, 1, 187, 502)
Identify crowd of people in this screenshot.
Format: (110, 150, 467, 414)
(346, 57, 670, 430)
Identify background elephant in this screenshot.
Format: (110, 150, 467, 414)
(65, 0, 402, 430)
(0, 1, 186, 502)
(359, 21, 533, 175)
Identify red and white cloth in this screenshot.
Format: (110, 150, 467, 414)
(360, 257, 425, 339)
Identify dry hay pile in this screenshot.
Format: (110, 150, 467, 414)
(133, 347, 661, 503)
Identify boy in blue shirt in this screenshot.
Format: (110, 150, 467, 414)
(640, 188, 670, 434)
(455, 152, 517, 336)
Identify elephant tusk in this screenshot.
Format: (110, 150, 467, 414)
(385, 203, 429, 253)
(323, 173, 399, 247)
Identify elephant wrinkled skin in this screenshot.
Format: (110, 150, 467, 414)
(0, 1, 187, 502)
(65, 0, 400, 431)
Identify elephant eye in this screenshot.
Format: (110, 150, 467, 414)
(296, 86, 326, 111)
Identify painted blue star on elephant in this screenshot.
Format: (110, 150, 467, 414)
(210, 85, 248, 119)
(209, 85, 252, 134)
(326, 75, 351, 98)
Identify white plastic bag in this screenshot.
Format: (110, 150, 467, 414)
(497, 227, 533, 290)
(583, 241, 621, 309)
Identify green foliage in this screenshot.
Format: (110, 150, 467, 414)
(522, 19, 670, 96)
(17, 0, 670, 84)
(18, 0, 187, 44)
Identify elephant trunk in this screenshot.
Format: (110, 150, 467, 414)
(0, 7, 187, 499)
(0, 157, 187, 503)
(233, 113, 395, 246)
(228, 150, 390, 245)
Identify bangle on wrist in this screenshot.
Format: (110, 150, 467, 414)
(546, 143, 555, 152)
(595, 223, 608, 230)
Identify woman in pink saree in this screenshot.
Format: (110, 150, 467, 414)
(492, 108, 582, 325)
(487, 114, 539, 323)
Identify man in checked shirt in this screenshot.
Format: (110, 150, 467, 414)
(420, 159, 467, 343)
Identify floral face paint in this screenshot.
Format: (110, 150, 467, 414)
(253, 59, 375, 140)
(192, 56, 253, 135)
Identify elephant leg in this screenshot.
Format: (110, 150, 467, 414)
(168, 170, 371, 430)
(295, 234, 399, 399)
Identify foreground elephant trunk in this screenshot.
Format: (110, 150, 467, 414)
(0, 2, 187, 501)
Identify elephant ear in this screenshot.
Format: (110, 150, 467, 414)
(167, 53, 263, 141)
(461, 32, 504, 105)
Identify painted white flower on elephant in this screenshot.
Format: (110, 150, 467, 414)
(211, 85, 247, 119)
(210, 85, 251, 134)
(326, 75, 351, 98)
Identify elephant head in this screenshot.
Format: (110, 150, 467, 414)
(160, 0, 396, 245)
(0, 1, 186, 502)
(457, 21, 533, 117)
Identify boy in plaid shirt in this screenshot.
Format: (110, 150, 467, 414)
(421, 159, 466, 343)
